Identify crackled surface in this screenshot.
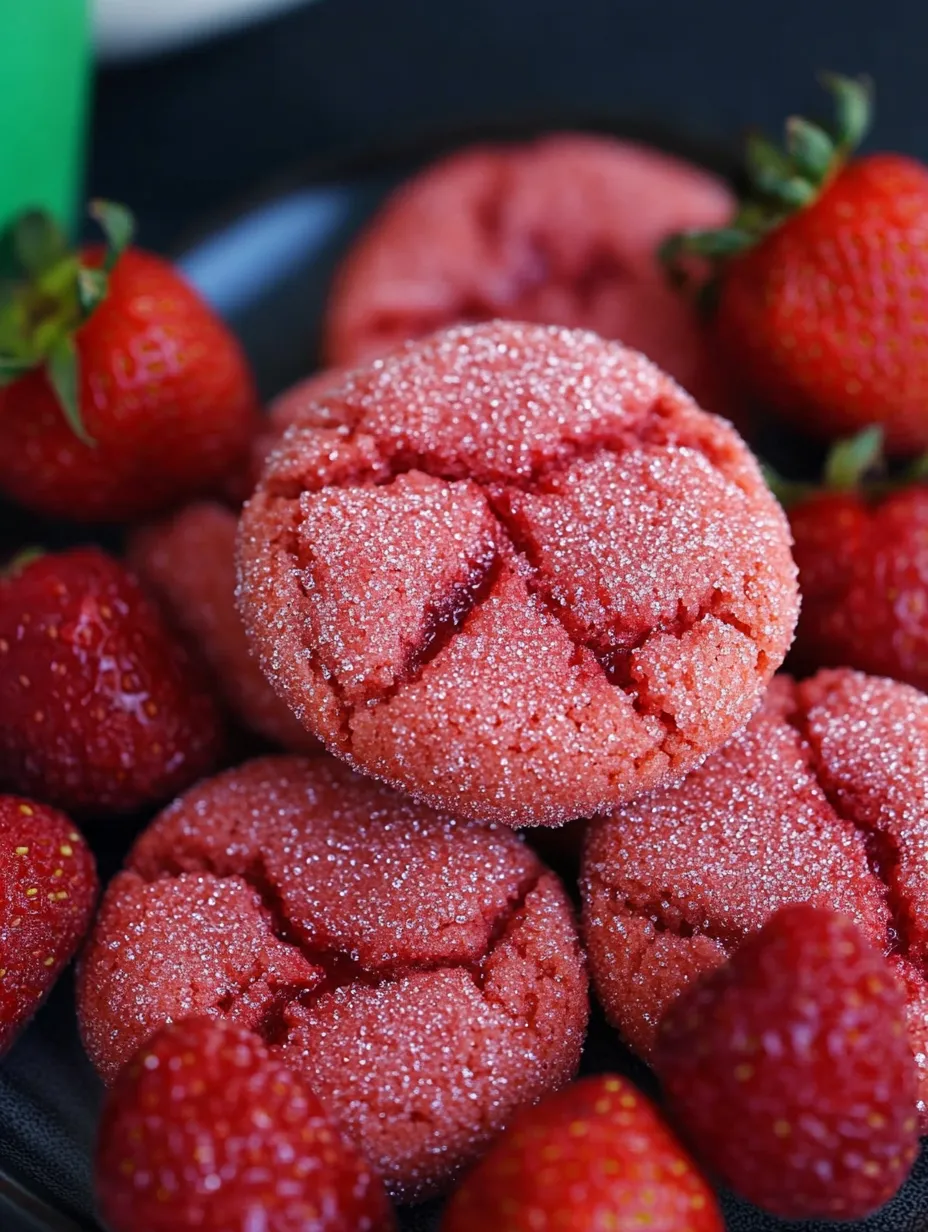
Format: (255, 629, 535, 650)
(582, 668, 928, 1127)
(238, 321, 798, 826)
(77, 756, 588, 1202)
(323, 134, 736, 414)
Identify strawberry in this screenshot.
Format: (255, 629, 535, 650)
(656, 903, 919, 1220)
(0, 546, 224, 816)
(665, 75, 928, 454)
(0, 795, 97, 1053)
(776, 429, 928, 691)
(95, 1016, 396, 1232)
(441, 1075, 722, 1232)
(0, 202, 260, 522)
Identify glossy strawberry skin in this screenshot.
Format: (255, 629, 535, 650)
(95, 1017, 396, 1232)
(0, 795, 97, 1054)
(789, 487, 928, 691)
(441, 1074, 722, 1232)
(717, 154, 928, 453)
(656, 904, 919, 1221)
(0, 547, 224, 816)
(0, 247, 260, 523)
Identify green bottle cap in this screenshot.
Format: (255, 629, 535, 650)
(0, 0, 90, 239)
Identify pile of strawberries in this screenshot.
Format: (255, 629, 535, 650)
(2, 74, 928, 1232)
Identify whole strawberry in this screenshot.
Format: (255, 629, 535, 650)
(780, 429, 928, 690)
(441, 1075, 722, 1232)
(656, 903, 919, 1220)
(95, 1016, 396, 1232)
(0, 547, 224, 816)
(0, 795, 97, 1053)
(0, 202, 260, 522)
(666, 76, 928, 454)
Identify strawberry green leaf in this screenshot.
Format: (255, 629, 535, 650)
(3, 547, 45, 579)
(89, 201, 135, 273)
(820, 72, 873, 151)
(824, 426, 885, 490)
(761, 462, 815, 507)
(903, 453, 928, 484)
(0, 356, 35, 385)
(11, 210, 68, 278)
(786, 117, 835, 183)
(77, 268, 109, 316)
(47, 334, 94, 446)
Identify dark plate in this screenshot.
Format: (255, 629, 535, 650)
(0, 134, 925, 1232)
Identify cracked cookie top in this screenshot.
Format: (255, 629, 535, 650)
(581, 668, 928, 1127)
(77, 756, 588, 1201)
(321, 134, 735, 414)
(238, 322, 798, 827)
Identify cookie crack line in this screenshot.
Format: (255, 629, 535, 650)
(261, 386, 754, 502)
(483, 491, 762, 735)
(780, 698, 915, 966)
(133, 852, 544, 1039)
(269, 467, 764, 740)
(601, 881, 742, 951)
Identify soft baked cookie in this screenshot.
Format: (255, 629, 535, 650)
(582, 668, 928, 1127)
(324, 134, 736, 414)
(237, 321, 798, 826)
(129, 503, 316, 752)
(77, 756, 588, 1202)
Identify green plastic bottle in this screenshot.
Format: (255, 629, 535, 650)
(0, 0, 89, 237)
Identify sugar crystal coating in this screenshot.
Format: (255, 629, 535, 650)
(77, 755, 588, 1201)
(324, 134, 736, 413)
(238, 321, 798, 825)
(129, 502, 315, 751)
(582, 668, 928, 1127)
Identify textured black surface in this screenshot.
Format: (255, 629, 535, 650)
(2, 114, 928, 1231)
(90, 0, 928, 252)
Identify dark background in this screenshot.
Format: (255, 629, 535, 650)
(88, 0, 924, 253)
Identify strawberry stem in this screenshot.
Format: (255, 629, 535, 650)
(823, 426, 885, 489)
(821, 72, 872, 151)
(2, 548, 44, 579)
(0, 200, 136, 444)
(661, 73, 873, 290)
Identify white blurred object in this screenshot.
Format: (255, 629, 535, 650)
(95, 0, 314, 62)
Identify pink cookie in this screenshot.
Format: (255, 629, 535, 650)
(582, 668, 928, 1128)
(238, 321, 798, 826)
(324, 134, 737, 414)
(77, 756, 588, 1201)
(129, 503, 315, 752)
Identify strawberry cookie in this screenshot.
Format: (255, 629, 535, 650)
(238, 321, 798, 826)
(324, 134, 735, 413)
(582, 668, 928, 1127)
(77, 756, 588, 1202)
(129, 503, 316, 752)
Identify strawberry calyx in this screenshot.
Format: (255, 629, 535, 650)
(0, 201, 135, 445)
(1, 547, 45, 580)
(765, 426, 928, 507)
(661, 73, 872, 287)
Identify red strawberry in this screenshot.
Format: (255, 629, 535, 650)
(0, 202, 260, 522)
(95, 1016, 396, 1232)
(441, 1075, 722, 1232)
(0, 547, 224, 816)
(656, 903, 919, 1220)
(665, 75, 928, 454)
(784, 432, 928, 690)
(0, 795, 97, 1053)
